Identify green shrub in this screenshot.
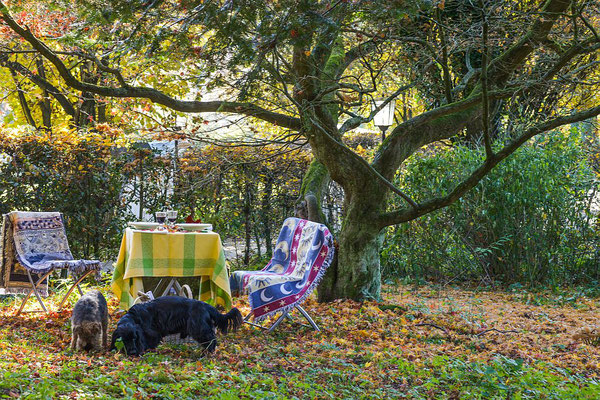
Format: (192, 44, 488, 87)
(382, 128, 599, 286)
(0, 127, 311, 265)
(0, 127, 133, 260)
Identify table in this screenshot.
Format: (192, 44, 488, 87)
(111, 228, 232, 310)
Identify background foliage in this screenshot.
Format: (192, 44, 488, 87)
(0, 125, 130, 260)
(0, 126, 311, 264)
(382, 128, 599, 286)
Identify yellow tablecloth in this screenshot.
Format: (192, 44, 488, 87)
(111, 228, 231, 310)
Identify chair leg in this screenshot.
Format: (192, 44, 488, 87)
(57, 269, 95, 310)
(161, 278, 177, 296)
(243, 312, 268, 330)
(295, 305, 320, 332)
(266, 311, 289, 332)
(172, 280, 183, 295)
(243, 311, 289, 332)
(243, 307, 318, 332)
(15, 270, 53, 316)
(151, 278, 165, 294)
(270, 306, 318, 331)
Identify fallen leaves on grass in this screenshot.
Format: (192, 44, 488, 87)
(0, 286, 599, 398)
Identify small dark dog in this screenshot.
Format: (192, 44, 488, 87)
(110, 296, 243, 356)
(71, 290, 109, 352)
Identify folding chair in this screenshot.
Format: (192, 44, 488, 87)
(229, 217, 335, 332)
(0, 211, 100, 315)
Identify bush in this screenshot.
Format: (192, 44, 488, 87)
(382, 128, 599, 286)
(171, 143, 311, 267)
(0, 126, 133, 260)
(0, 126, 311, 265)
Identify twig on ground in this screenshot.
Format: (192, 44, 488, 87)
(476, 328, 518, 336)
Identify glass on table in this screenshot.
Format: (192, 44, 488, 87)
(166, 210, 178, 227)
(155, 211, 167, 230)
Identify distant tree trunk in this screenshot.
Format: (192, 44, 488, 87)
(36, 58, 52, 130)
(242, 175, 252, 267)
(261, 176, 274, 257)
(172, 139, 179, 203)
(97, 100, 107, 123)
(75, 61, 98, 127)
(252, 213, 261, 259)
(138, 156, 144, 220)
(213, 173, 223, 214)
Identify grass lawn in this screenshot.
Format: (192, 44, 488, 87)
(1, 284, 599, 399)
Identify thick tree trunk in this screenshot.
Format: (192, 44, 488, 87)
(301, 118, 390, 302)
(318, 216, 383, 302)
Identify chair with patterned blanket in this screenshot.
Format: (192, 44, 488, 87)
(229, 217, 335, 332)
(0, 211, 101, 315)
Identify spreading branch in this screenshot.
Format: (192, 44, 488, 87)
(488, 0, 572, 84)
(373, 0, 574, 180)
(309, 117, 418, 209)
(0, 54, 76, 117)
(377, 103, 600, 228)
(0, 2, 302, 132)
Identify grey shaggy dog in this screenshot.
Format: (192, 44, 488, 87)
(71, 290, 109, 352)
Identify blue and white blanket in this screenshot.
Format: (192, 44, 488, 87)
(230, 218, 334, 321)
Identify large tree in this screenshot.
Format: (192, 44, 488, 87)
(1, 0, 599, 301)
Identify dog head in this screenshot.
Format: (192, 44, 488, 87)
(110, 320, 147, 356)
(73, 321, 102, 351)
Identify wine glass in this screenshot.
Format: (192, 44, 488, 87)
(155, 211, 166, 230)
(166, 210, 178, 228)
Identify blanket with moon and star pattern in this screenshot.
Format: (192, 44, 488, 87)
(229, 217, 334, 322)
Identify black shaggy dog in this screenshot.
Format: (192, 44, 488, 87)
(110, 296, 243, 355)
(71, 290, 109, 352)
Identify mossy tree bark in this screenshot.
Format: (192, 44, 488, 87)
(319, 209, 385, 301)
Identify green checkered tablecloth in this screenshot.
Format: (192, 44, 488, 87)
(111, 228, 232, 310)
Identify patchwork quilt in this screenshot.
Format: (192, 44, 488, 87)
(230, 217, 334, 322)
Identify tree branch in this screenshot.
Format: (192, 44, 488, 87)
(72, 50, 128, 88)
(9, 68, 36, 128)
(488, 0, 572, 84)
(338, 84, 413, 134)
(435, 8, 453, 104)
(373, 0, 573, 180)
(371, 87, 516, 179)
(0, 2, 302, 131)
(377, 104, 600, 228)
(334, 38, 380, 79)
(0, 54, 76, 117)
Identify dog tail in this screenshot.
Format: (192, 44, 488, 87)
(208, 306, 243, 334)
